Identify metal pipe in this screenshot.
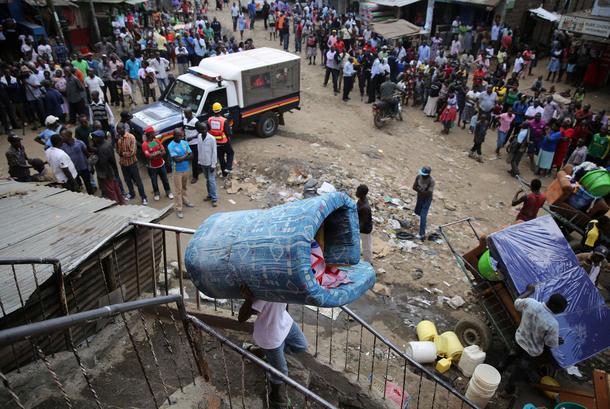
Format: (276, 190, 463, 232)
(176, 233, 184, 298)
(130, 221, 196, 234)
(341, 306, 477, 407)
(186, 315, 337, 409)
(0, 257, 61, 265)
(0, 295, 183, 346)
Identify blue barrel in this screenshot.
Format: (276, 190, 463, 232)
(567, 186, 596, 210)
(185, 192, 376, 307)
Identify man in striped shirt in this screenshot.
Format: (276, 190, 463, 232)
(116, 122, 147, 205)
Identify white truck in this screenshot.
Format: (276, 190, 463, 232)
(130, 47, 301, 144)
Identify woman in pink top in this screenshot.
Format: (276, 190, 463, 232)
(496, 107, 515, 157)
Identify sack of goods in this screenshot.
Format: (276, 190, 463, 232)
(185, 192, 376, 307)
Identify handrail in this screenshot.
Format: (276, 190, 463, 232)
(0, 258, 62, 266)
(341, 306, 479, 408)
(130, 221, 196, 234)
(187, 314, 338, 409)
(0, 295, 184, 346)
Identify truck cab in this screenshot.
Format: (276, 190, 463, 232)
(129, 47, 300, 145)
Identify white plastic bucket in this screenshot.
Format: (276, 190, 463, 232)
(465, 364, 501, 408)
(405, 341, 437, 364)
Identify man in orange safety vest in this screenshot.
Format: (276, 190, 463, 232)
(207, 102, 234, 186)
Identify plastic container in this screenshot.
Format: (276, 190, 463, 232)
(436, 358, 451, 373)
(567, 186, 596, 210)
(477, 250, 501, 281)
(580, 169, 610, 197)
(554, 403, 588, 409)
(458, 345, 487, 377)
(437, 331, 464, 362)
(406, 341, 437, 364)
(465, 364, 501, 408)
(416, 320, 438, 341)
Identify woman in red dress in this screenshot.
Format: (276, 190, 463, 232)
(553, 119, 574, 171)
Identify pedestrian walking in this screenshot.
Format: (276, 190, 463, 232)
(507, 122, 531, 177)
(413, 166, 435, 241)
(342, 57, 355, 102)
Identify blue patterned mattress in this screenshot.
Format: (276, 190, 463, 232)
(185, 192, 376, 307)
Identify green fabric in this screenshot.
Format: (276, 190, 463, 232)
(505, 91, 519, 107)
(588, 134, 610, 159)
(71, 59, 89, 77)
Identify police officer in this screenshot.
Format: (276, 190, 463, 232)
(207, 102, 234, 187)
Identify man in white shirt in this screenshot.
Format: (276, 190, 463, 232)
(46, 134, 78, 191)
(149, 52, 170, 93)
(37, 39, 53, 62)
(196, 121, 218, 206)
(525, 100, 544, 120)
(183, 107, 200, 183)
(85, 69, 105, 101)
(230, 3, 240, 31)
(502, 284, 566, 395)
(512, 52, 525, 76)
(238, 285, 308, 407)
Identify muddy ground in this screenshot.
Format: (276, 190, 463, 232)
(1, 6, 609, 408)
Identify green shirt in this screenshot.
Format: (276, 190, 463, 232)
(72, 59, 89, 77)
(588, 133, 610, 159)
(204, 27, 214, 41)
(505, 91, 519, 107)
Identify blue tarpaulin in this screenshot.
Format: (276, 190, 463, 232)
(185, 192, 376, 307)
(488, 216, 610, 367)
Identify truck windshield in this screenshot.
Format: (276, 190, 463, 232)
(165, 80, 204, 112)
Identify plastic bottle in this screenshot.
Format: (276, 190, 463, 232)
(458, 345, 487, 377)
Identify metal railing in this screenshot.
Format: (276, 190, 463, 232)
(130, 221, 478, 408)
(0, 294, 336, 409)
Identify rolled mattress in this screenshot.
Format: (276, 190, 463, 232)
(185, 192, 376, 307)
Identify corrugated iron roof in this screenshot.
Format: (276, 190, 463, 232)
(0, 181, 169, 316)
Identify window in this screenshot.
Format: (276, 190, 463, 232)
(203, 88, 228, 114)
(164, 80, 204, 112)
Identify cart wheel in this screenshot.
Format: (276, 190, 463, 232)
(455, 317, 492, 352)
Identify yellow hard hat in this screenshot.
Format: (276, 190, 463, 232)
(212, 102, 223, 113)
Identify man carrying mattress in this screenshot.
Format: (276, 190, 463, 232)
(238, 285, 308, 408)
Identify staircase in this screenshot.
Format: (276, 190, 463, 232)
(0, 221, 479, 409)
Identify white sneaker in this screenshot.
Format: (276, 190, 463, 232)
(177, 211, 184, 219)
(168, 192, 174, 199)
(415, 234, 425, 241)
(142, 198, 148, 206)
(154, 194, 160, 201)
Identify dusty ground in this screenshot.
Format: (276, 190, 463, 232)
(1, 7, 609, 408)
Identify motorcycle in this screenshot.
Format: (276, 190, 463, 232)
(372, 93, 403, 129)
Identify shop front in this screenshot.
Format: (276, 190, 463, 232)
(559, 8, 610, 86)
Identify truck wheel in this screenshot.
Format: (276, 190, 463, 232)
(454, 317, 492, 352)
(256, 112, 278, 138)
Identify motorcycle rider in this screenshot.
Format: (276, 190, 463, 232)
(379, 74, 405, 117)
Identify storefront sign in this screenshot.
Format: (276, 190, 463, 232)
(559, 15, 610, 38)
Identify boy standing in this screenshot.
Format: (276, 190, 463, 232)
(356, 184, 373, 262)
(168, 129, 194, 218)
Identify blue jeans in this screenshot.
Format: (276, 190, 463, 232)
(147, 165, 171, 196)
(263, 322, 308, 384)
(415, 195, 432, 238)
(201, 165, 218, 202)
(497, 130, 508, 150)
